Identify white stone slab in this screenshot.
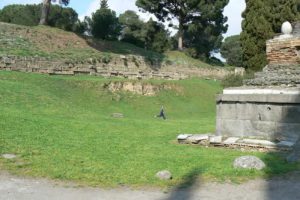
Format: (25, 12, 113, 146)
(223, 137, 240, 145)
(242, 139, 277, 146)
(177, 134, 192, 140)
(223, 88, 300, 95)
(209, 136, 222, 144)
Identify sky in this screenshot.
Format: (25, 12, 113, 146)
(0, 0, 246, 38)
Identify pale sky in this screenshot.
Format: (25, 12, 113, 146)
(0, 0, 246, 38)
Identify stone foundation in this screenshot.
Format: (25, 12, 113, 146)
(216, 88, 300, 141)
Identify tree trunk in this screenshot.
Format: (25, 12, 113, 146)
(178, 21, 184, 51)
(178, 34, 183, 51)
(39, 0, 51, 25)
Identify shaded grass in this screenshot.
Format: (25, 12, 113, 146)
(0, 71, 299, 187)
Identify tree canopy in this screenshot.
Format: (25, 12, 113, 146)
(136, 0, 229, 58)
(0, 4, 78, 32)
(90, 4, 120, 40)
(39, 0, 70, 25)
(221, 35, 243, 67)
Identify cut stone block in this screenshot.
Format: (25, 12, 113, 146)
(209, 136, 222, 144)
(187, 134, 209, 143)
(223, 137, 240, 145)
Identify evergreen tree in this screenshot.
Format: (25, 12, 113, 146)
(136, 0, 229, 51)
(184, 1, 229, 59)
(91, 6, 120, 40)
(100, 0, 109, 9)
(119, 10, 145, 47)
(136, 0, 229, 55)
(142, 18, 170, 53)
(221, 35, 243, 67)
(241, 0, 274, 71)
(119, 11, 170, 53)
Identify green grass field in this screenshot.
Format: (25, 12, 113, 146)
(0, 71, 298, 187)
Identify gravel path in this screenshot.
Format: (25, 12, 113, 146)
(1, 171, 300, 200)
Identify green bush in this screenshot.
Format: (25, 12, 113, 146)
(221, 74, 244, 88)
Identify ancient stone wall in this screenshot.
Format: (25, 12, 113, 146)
(0, 55, 242, 80)
(216, 91, 300, 141)
(266, 37, 300, 65)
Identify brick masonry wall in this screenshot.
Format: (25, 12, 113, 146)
(266, 36, 300, 65)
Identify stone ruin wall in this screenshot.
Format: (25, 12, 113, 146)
(216, 21, 300, 141)
(267, 36, 300, 65)
(0, 55, 243, 80)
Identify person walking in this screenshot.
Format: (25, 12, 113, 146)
(156, 106, 166, 120)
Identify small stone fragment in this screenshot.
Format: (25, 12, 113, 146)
(111, 113, 124, 118)
(155, 170, 172, 180)
(233, 156, 266, 170)
(2, 154, 16, 159)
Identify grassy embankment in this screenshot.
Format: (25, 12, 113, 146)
(0, 71, 298, 188)
(0, 22, 214, 68)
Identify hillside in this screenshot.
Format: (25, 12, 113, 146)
(0, 22, 211, 67)
(0, 22, 238, 81)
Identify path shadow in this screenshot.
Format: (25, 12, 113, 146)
(266, 91, 300, 200)
(165, 168, 202, 200)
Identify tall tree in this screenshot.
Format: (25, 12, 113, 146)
(39, 0, 70, 25)
(136, 0, 229, 51)
(119, 10, 144, 47)
(142, 18, 170, 53)
(100, 0, 109, 9)
(91, 4, 120, 40)
(184, 1, 229, 59)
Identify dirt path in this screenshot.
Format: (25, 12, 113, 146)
(1, 171, 300, 200)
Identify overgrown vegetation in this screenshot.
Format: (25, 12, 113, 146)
(221, 71, 255, 88)
(1, 71, 298, 187)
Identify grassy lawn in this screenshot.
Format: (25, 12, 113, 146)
(0, 71, 298, 187)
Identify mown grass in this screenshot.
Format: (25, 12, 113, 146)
(0, 71, 298, 188)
